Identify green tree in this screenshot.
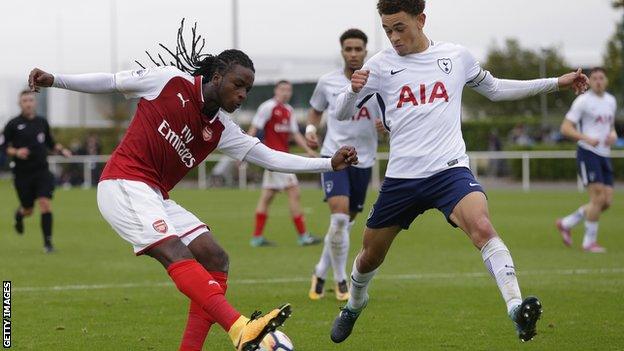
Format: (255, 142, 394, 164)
(604, 1, 624, 105)
(603, 25, 622, 101)
(462, 39, 573, 119)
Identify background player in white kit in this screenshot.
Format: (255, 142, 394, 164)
(557, 67, 618, 253)
(329, 0, 590, 344)
(248, 80, 321, 247)
(305, 29, 384, 301)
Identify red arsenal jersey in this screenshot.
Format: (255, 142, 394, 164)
(100, 67, 259, 198)
(251, 98, 298, 152)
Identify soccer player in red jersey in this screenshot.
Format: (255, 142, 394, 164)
(27, 21, 358, 351)
(248, 80, 321, 247)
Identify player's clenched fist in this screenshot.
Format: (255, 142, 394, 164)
(351, 70, 370, 93)
(331, 146, 358, 171)
(557, 68, 589, 95)
(28, 68, 54, 92)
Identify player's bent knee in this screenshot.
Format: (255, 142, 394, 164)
(146, 237, 195, 269)
(198, 250, 229, 273)
(205, 248, 229, 272)
(38, 198, 52, 213)
(22, 208, 34, 216)
(189, 234, 230, 272)
(590, 187, 606, 203)
(328, 198, 349, 215)
(469, 216, 496, 246)
(592, 193, 607, 208)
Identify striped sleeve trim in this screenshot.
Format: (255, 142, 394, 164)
(467, 68, 489, 88)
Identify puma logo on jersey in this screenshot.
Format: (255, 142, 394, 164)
(177, 93, 190, 108)
(17, 124, 26, 130)
(397, 82, 449, 108)
(208, 280, 219, 286)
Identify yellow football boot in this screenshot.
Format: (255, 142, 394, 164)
(308, 275, 326, 300)
(335, 280, 350, 301)
(231, 304, 292, 351)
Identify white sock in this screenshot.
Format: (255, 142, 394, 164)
(481, 237, 522, 314)
(328, 213, 351, 282)
(582, 221, 598, 247)
(347, 258, 377, 311)
(561, 206, 585, 229)
(314, 233, 332, 279)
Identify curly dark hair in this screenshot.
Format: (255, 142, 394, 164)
(136, 19, 255, 82)
(377, 0, 426, 16)
(340, 28, 368, 46)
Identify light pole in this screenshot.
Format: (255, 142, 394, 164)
(613, 0, 624, 110)
(232, 0, 239, 49)
(539, 48, 548, 124)
(110, 0, 118, 72)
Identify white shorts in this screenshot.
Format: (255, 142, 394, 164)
(97, 179, 208, 255)
(262, 170, 298, 190)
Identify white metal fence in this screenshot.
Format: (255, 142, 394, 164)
(47, 150, 624, 192)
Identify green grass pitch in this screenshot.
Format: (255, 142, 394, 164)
(1, 180, 623, 350)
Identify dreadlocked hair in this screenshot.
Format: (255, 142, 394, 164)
(136, 18, 255, 82)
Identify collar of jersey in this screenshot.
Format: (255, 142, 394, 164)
(196, 75, 220, 124)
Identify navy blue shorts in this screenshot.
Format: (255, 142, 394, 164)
(366, 167, 485, 229)
(577, 147, 614, 187)
(321, 166, 372, 213)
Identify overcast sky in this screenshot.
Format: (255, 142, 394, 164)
(0, 0, 620, 77)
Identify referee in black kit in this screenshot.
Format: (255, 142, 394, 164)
(0, 90, 71, 253)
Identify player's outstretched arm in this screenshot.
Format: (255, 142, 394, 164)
(29, 68, 117, 94)
(469, 68, 589, 102)
(244, 143, 358, 173)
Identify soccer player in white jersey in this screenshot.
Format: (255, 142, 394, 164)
(27, 21, 359, 351)
(248, 80, 321, 247)
(329, 0, 590, 343)
(557, 67, 617, 253)
(305, 29, 383, 301)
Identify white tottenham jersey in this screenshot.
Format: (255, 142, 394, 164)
(566, 91, 617, 157)
(337, 41, 558, 179)
(310, 69, 379, 168)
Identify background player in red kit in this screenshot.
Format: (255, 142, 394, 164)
(27, 21, 358, 351)
(248, 80, 321, 247)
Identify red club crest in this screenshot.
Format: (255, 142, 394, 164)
(202, 126, 213, 141)
(152, 219, 168, 234)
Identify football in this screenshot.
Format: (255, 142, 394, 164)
(259, 330, 294, 351)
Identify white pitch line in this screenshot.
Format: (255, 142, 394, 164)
(12, 267, 624, 293)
